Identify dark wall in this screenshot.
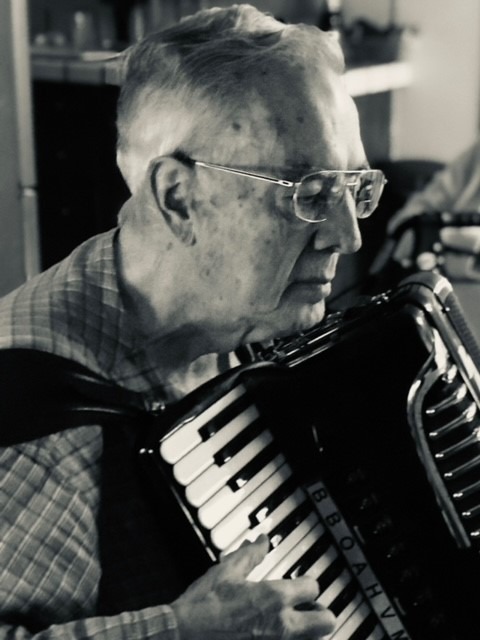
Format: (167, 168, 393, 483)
(33, 81, 129, 269)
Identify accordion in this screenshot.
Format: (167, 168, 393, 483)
(140, 272, 480, 639)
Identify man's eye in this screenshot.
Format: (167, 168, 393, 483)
(297, 191, 329, 204)
(300, 178, 324, 196)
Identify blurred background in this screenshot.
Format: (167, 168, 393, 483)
(1, 0, 480, 301)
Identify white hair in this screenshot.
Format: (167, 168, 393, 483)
(116, 3, 344, 192)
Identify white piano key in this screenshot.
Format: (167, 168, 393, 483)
(198, 454, 289, 531)
(328, 600, 372, 640)
(160, 384, 247, 464)
(263, 521, 325, 580)
(223, 486, 308, 556)
(185, 429, 274, 507)
(205, 455, 290, 542)
(304, 545, 341, 588)
(331, 590, 363, 631)
(173, 404, 260, 485)
(247, 512, 318, 581)
(318, 568, 352, 610)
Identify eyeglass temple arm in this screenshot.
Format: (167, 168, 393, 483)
(194, 160, 295, 188)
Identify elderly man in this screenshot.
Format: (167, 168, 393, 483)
(0, 4, 385, 639)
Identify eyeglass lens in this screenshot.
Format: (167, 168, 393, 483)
(294, 170, 385, 222)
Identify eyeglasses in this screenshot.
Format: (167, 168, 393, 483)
(185, 158, 386, 223)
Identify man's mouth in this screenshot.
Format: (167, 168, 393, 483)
(288, 279, 332, 301)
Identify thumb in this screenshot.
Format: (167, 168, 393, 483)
(219, 534, 270, 579)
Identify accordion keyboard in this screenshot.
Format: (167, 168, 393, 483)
(152, 382, 409, 640)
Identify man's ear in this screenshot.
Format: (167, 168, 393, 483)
(150, 157, 196, 246)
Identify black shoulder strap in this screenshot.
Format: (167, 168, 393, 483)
(0, 348, 146, 447)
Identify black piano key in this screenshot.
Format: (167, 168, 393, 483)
(346, 612, 382, 640)
(317, 555, 345, 594)
(213, 419, 264, 465)
(330, 579, 360, 617)
(198, 394, 253, 441)
(267, 500, 312, 549)
(227, 443, 279, 491)
(284, 531, 332, 579)
(249, 475, 298, 527)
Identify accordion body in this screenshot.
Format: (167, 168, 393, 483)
(140, 272, 480, 639)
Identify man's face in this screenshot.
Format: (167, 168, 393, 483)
(186, 62, 367, 347)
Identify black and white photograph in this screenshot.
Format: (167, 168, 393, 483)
(1, 1, 480, 638)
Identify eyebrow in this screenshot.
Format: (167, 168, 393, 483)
(286, 158, 372, 172)
(173, 151, 371, 177)
(286, 164, 373, 181)
(358, 161, 371, 171)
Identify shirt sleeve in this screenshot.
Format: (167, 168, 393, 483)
(1, 429, 180, 640)
(0, 607, 180, 640)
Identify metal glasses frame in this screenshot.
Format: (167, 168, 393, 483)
(192, 159, 386, 223)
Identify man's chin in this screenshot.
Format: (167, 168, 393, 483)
(282, 299, 327, 335)
(243, 299, 326, 345)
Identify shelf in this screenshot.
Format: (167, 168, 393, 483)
(31, 50, 413, 96)
(345, 61, 413, 97)
(31, 50, 119, 85)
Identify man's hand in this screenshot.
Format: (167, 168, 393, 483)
(440, 226, 480, 281)
(170, 535, 337, 639)
(440, 226, 480, 254)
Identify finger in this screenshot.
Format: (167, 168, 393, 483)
(287, 606, 337, 638)
(219, 534, 270, 578)
(391, 229, 415, 263)
(269, 576, 320, 607)
(443, 252, 480, 281)
(387, 210, 418, 235)
(440, 226, 480, 253)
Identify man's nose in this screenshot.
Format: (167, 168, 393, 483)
(313, 197, 362, 254)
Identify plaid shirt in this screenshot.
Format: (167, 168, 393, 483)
(0, 229, 215, 639)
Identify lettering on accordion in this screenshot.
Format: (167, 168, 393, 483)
(308, 479, 408, 639)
